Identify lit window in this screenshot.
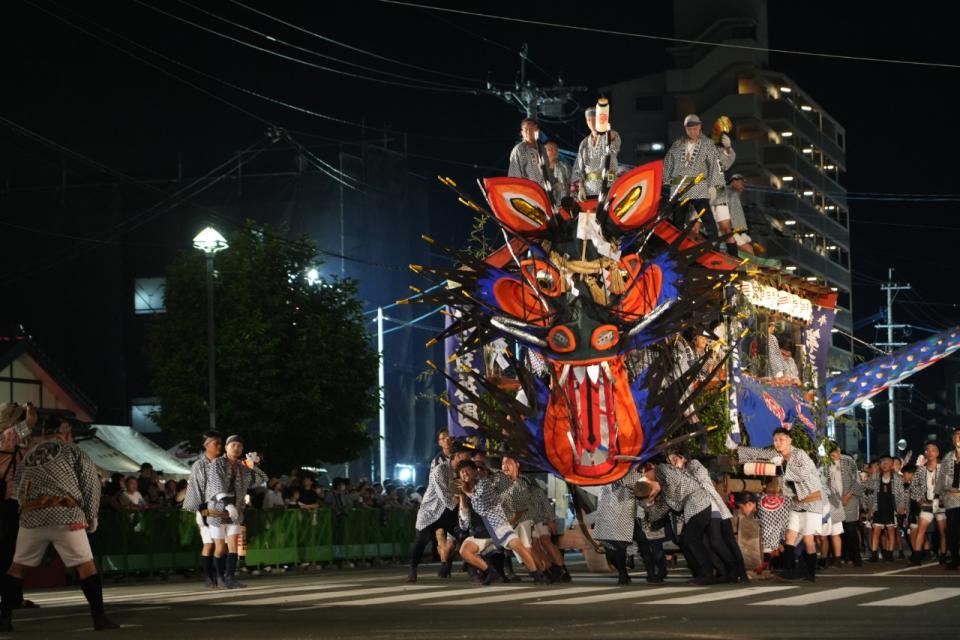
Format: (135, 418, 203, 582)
(134, 278, 166, 315)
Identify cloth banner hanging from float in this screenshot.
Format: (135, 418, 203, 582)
(737, 377, 817, 447)
(444, 309, 485, 437)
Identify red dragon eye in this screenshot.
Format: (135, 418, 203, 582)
(547, 326, 576, 353)
(591, 325, 620, 351)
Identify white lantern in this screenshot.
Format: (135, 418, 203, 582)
(777, 289, 791, 315)
(762, 286, 778, 310)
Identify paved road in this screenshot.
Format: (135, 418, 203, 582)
(4, 562, 959, 639)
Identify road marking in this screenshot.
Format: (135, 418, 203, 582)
(150, 582, 361, 605)
(529, 586, 702, 605)
(71, 624, 142, 632)
(641, 586, 797, 605)
(184, 614, 247, 621)
(750, 587, 886, 606)
(315, 586, 528, 607)
(860, 588, 960, 607)
(875, 564, 928, 576)
(237, 585, 436, 607)
(435, 586, 603, 606)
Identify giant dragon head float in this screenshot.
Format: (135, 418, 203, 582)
(411, 161, 743, 485)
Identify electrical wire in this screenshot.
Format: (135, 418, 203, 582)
(382, 306, 445, 335)
(380, 1, 960, 71)
(174, 0, 484, 91)
(132, 0, 480, 94)
(226, 0, 505, 86)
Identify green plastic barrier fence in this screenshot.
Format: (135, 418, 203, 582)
(90, 507, 417, 573)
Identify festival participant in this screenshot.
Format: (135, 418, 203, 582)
(0, 416, 118, 632)
(866, 456, 907, 562)
(429, 429, 456, 573)
(544, 140, 572, 204)
(668, 452, 748, 583)
(662, 114, 732, 254)
(908, 443, 947, 565)
(0, 402, 38, 610)
(640, 461, 717, 585)
(527, 477, 569, 582)
(455, 459, 549, 584)
(182, 431, 223, 588)
(573, 106, 620, 199)
(733, 428, 822, 581)
(497, 455, 548, 575)
(407, 443, 470, 583)
(508, 118, 545, 186)
(593, 468, 644, 584)
(724, 174, 755, 255)
(825, 443, 863, 566)
(206, 435, 267, 589)
(934, 428, 960, 569)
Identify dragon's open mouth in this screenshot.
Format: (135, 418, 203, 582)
(543, 357, 643, 485)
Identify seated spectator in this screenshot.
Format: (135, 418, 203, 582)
(262, 479, 285, 509)
(120, 477, 145, 509)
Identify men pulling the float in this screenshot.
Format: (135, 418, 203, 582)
(573, 100, 621, 200)
(935, 427, 960, 569)
(671, 452, 749, 583)
(182, 431, 223, 588)
(593, 467, 645, 584)
(407, 443, 469, 582)
(455, 458, 549, 585)
(734, 427, 822, 581)
(206, 435, 267, 589)
(640, 461, 717, 585)
(909, 442, 946, 564)
(662, 114, 735, 255)
(0, 416, 118, 632)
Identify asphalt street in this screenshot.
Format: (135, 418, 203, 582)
(3, 561, 958, 639)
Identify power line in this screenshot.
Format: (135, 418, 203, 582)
(27, 1, 510, 148)
(226, 0, 504, 86)
(131, 0, 481, 94)
(380, 0, 960, 71)
(174, 0, 484, 91)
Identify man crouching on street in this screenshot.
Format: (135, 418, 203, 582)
(0, 415, 118, 632)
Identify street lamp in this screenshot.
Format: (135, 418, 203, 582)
(193, 227, 228, 431)
(861, 398, 875, 462)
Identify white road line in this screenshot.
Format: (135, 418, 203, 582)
(529, 586, 703, 606)
(641, 586, 797, 605)
(183, 614, 247, 621)
(434, 586, 600, 606)
(149, 582, 361, 605)
(236, 585, 436, 607)
(875, 564, 928, 576)
(315, 586, 528, 607)
(860, 588, 960, 607)
(71, 624, 142, 632)
(750, 587, 886, 606)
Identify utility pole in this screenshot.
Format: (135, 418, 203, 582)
(484, 44, 586, 121)
(875, 268, 910, 456)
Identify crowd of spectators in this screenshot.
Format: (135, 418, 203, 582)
(98, 464, 424, 515)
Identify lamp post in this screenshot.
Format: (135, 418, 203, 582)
(193, 227, 228, 432)
(861, 398, 875, 462)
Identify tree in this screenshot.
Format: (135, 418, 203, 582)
(147, 221, 378, 472)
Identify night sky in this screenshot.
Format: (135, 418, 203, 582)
(4, 1, 959, 440)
